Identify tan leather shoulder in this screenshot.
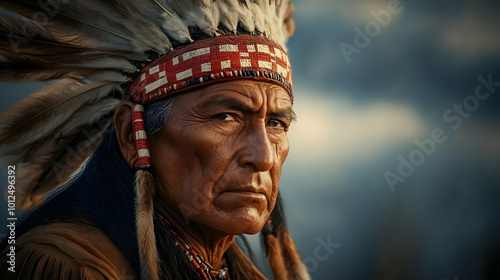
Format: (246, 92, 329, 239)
(0, 220, 136, 280)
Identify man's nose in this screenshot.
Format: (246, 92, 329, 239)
(238, 126, 274, 172)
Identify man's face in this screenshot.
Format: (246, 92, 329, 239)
(149, 79, 293, 235)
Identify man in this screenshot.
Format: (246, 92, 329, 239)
(0, 0, 309, 279)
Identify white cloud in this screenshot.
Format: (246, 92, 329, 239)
(287, 88, 426, 165)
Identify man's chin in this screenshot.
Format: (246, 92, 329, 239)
(210, 209, 269, 235)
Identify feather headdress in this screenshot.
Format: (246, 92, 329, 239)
(0, 0, 306, 279)
(0, 0, 294, 207)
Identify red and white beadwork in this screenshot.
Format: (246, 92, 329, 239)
(129, 35, 293, 105)
(132, 104, 151, 169)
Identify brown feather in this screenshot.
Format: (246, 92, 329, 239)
(15, 117, 114, 209)
(0, 16, 145, 63)
(0, 72, 125, 150)
(0, 0, 148, 53)
(9, 98, 119, 208)
(2, 97, 120, 164)
(0, 57, 136, 81)
(0, 15, 89, 55)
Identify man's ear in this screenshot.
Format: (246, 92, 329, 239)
(114, 100, 139, 169)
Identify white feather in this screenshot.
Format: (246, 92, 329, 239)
(248, 0, 266, 35)
(217, 0, 240, 33)
(236, 0, 256, 34)
(170, 0, 219, 36)
(118, 0, 193, 43)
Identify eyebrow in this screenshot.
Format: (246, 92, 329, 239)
(198, 95, 296, 121)
(269, 109, 297, 122)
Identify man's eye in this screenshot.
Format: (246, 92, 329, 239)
(214, 113, 236, 121)
(267, 118, 287, 129)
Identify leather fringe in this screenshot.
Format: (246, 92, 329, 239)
(279, 231, 311, 280)
(267, 234, 288, 280)
(135, 170, 160, 280)
(267, 231, 311, 280)
(225, 243, 268, 280)
(264, 193, 311, 280)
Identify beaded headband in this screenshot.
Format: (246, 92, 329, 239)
(129, 35, 293, 104)
(130, 35, 293, 170)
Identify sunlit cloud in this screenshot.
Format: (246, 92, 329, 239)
(287, 87, 426, 165)
(441, 12, 500, 58)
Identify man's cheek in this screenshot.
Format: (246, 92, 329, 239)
(267, 194, 278, 212)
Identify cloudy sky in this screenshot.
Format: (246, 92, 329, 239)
(1, 0, 500, 279)
(276, 0, 500, 279)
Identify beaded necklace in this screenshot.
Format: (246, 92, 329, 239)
(157, 213, 230, 280)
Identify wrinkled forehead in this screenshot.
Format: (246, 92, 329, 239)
(174, 79, 293, 114)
